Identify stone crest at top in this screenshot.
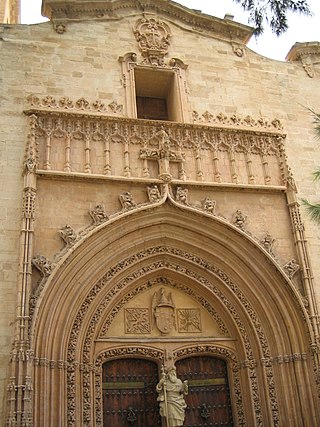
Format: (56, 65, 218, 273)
(134, 17, 171, 66)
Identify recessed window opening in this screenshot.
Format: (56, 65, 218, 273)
(134, 67, 182, 122)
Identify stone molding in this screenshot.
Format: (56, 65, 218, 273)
(286, 42, 320, 78)
(41, 0, 253, 44)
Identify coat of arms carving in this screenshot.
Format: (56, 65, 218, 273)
(152, 288, 176, 334)
(134, 18, 171, 66)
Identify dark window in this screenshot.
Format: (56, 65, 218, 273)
(136, 96, 168, 120)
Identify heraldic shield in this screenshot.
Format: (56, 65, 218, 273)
(152, 287, 176, 334)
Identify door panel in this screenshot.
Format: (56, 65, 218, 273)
(176, 356, 234, 426)
(102, 358, 161, 427)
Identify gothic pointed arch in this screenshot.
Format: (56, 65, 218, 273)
(30, 201, 319, 426)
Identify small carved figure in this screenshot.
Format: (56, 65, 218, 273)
(147, 184, 161, 202)
(233, 209, 246, 230)
(90, 204, 109, 225)
(202, 197, 216, 214)
(283, 259, 300, 278)
(156, 365, 188, 427)
(260, 233, 276, 256)
(59, 225, 77, 246)
(176, 187, 188, 205)
(119, 191, 136, 209)
(32, 255, 53, 277)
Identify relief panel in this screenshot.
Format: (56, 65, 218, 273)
(103, 286, 224, 338)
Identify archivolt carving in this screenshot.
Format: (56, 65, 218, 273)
(64, 246, 286, 426)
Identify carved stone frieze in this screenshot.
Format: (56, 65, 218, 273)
(28, 110, 286, 187)
(26, 94, 123, 115)
(193, 110, 283, 131)
(134, 17, 171, 66)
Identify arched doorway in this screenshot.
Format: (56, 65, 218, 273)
(31, 203, 319, 426)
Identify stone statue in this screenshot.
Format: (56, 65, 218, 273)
(156, 365, 188, 426)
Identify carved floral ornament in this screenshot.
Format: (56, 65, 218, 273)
(26, 94, 123, 114)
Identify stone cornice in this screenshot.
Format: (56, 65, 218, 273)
(41, 0, 253, 44)
(286, 42, 320, 61)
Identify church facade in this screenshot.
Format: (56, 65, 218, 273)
(1, 0, 320, 425)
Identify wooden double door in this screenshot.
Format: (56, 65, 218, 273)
(102, 355, 234, 426)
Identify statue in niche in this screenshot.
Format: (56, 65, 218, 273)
(156, 364, 188, 427)
(152, 288, 176, 334)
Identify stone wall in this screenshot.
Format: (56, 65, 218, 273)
(0, 3, 320, 424)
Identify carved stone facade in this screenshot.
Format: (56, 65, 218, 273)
(1, 1, 320, 426)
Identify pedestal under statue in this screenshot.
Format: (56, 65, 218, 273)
(156, 365, 188, 427)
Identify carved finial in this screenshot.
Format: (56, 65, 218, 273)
(90, 204, 109, 225)
(32, 255, 53, 277)
(59, 225, 77, 246)
(119, 192, 136, 209)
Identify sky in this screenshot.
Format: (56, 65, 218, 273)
(21, 0, 320, 61)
